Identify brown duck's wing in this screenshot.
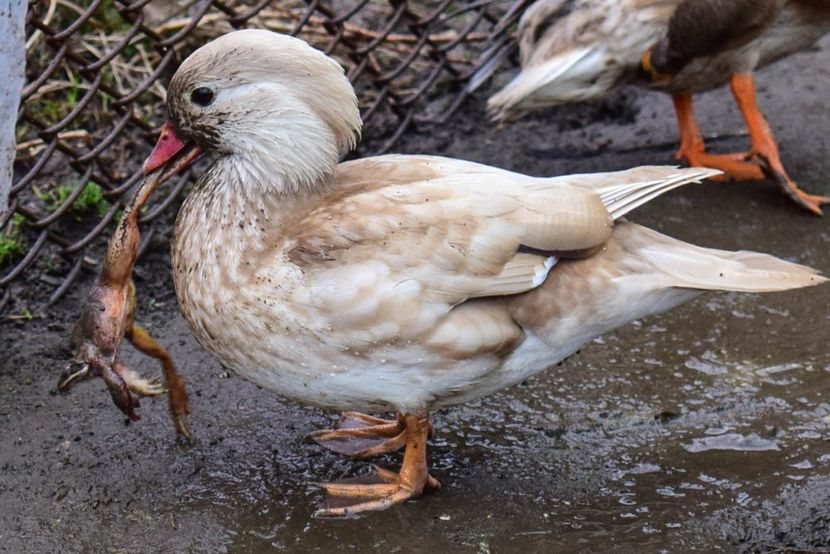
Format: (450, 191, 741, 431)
(651, 0, 781, 74)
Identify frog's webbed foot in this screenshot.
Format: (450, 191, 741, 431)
(58, 354, 144, 422)
(60, 322, 192, 438)
(116, 363, 166, 397)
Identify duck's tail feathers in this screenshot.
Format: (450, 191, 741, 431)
(487, 46, 600, 124)
(635, 226, 827, 293)
(467, 41, 516, 96)
(581, 166, 721, 220)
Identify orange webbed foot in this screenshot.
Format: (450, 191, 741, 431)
(314, 466, 440, 518)
(727, 73, 827, 215)
(307, 412, 407, 459)
(676, 148, 765, 182)
(313, 414, 437, 517)
(671, 92, 764, 182)
(754, 153, 830, 216)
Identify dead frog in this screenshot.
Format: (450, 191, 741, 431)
(58, 142, 201, 440)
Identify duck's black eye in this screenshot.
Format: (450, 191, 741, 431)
(190, 87, 214, 107)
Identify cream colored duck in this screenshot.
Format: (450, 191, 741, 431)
(488, 0, 830, 214)
(137, 30, 824, 517)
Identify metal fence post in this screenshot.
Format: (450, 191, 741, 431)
(0, 0, 27, 217)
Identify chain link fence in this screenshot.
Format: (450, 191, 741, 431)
(2, 0, 526, 314)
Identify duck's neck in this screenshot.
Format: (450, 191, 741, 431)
(172, 153, 331, 287)
(219, 108, 344, 198)
(215, 151, 332, 207)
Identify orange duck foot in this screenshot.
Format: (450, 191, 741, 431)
(753, 153, 830, 216)
(307, 411, 410, 459)
(671, 75, 828, 215)
(672, 91, 764, 182)
(674, 145, 829, 214)
(314, 466, 441, 518)
(313, 414, 439, 517)
(675, 148, 764, 182)
(676, 146, 829, 214)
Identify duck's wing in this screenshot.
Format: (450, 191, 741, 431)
(291, 156, 604, 307)
(650, 0, 781, 74)
(287, 157, 713, 310)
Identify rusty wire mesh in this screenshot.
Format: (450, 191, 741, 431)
(1, 0, 527, 315)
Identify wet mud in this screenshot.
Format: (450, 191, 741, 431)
(2, 38, 829, 553)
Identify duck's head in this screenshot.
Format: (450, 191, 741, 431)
(488, 0, 673, 122)
(144, 30, 361, 192)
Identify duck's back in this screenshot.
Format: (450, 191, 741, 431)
(754, 0, 830, 69)
(649, 0, 830, 92)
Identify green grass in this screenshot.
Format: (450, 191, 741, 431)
(0, 214, 26, 266)
(74, 181, 108, 215)
(30, 97, 65, 126)
(41, 180, 109, 217)
(65, 74, 82, 110)
(28, 73, 82, 127)
(97, 0, 134, 33)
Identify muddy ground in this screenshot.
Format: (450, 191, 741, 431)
(2, 38, 830, 554)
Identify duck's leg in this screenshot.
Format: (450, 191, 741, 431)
(729, 73, 829, 215)
(314, 414, 440, 517)
(671, 92, 764, 181)
(307, 412, 406, 458)
(124, 322, 192, 440)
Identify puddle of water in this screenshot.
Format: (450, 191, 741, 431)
(684, 433, 781, 453)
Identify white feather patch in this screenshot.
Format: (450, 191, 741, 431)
(533, 256, 558, 287)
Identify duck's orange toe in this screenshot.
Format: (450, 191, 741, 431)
(307, 412, 406, 459)
(314, 467, 440, 518)
(754, 154, 830, 216)
(677, 149, 765, 182)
